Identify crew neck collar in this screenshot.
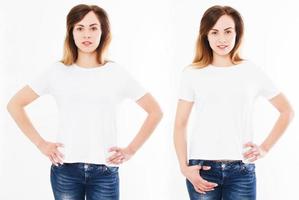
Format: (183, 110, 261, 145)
(208, 62, 244, 69)
(73, 62, 110, 70)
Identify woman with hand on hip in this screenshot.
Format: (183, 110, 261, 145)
(7, 4, 162, 200)
(174, 5, 294, 200)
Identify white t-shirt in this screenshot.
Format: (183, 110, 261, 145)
(28, 61, 147, 165)
(178, 61, 280, 161)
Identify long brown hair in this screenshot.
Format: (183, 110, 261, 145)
(192, 5, 244, 68)
(61, 4, 111, 65)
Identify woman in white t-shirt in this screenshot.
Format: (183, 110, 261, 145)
(7, 4, 162, 200)
(173, 5, 294, 200)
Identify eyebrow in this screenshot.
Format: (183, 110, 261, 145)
(210, 27, 234, 31)
(76, 23, 100, 27)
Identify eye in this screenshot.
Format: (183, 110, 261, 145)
(91, 27, 98, 31)
(210, 31, 217, 35)
(225, 30, 232, 34)
(76, 27, 83, 31)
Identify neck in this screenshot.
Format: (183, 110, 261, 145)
(76, 50, 102, 68)
(212, 53, 233, 67)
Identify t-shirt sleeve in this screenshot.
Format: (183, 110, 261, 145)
(27, 66, 53, 96)
(178, 68, 195, 102)
(254, 66, 281, 99)
(121, 68, 147, 101)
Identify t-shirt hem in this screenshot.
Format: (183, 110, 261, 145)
(133, 91, 148, 101)
(62, 158, 113, 166)
(178, 96, 194, 102)
(265, 90, 281, 100)
(188, 155, 244, 161)
(27, 83, 43, 96)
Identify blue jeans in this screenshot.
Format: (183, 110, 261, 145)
(186, 160, 256, 200)
(50, 163, 119, 200)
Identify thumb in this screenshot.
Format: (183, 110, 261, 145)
(201, 165, 211, 170)
(243, 141, 254, 148)
(108, 146, 120, 152)
(193, 165, 202, 171)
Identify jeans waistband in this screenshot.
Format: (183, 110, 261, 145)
(212, 160, 242, 164)
(189, 159, 245, 166)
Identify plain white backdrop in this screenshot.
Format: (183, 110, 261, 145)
(1, 0, 298, 199)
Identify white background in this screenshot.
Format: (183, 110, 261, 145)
(1, 0, 298, 199)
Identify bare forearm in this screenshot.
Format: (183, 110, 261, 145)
(261, 111, 294, 151)
(127, 112, 162, 154)
(174, 127, 188, 172)
(7, 103, 45, 148)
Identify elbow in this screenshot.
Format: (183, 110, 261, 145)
(281, 108, 295, 122)
(157, 108, 163, 120)
(146, 108, 163, 126)
(288, 109, 295, 122)
(152, 107, 163, 122)
(6, 100, 14, 113)
(6, 99, 23, 114)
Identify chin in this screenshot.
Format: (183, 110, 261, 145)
(78, 47, 97, 54)
(215, 51, 231, 57)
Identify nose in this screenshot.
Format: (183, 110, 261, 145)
(217, 33, 228, 44)
(83, 30, 91, 39)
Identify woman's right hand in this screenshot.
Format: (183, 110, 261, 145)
(182, 165, 218, 194)
(37, 140, 64, 166)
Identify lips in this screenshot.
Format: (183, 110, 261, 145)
(217, 45, 228, 49)
(82, 41, 92, 46)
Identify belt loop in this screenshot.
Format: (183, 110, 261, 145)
(84, 163, 89, 170)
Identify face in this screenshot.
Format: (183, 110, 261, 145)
(73, 11, 102, 54)
(207, 15, 236, 56)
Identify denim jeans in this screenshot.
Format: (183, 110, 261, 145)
(186, 159, 256, 200)
(50, 163, 119, 200)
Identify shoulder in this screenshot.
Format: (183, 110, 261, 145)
(180, 65, 204, 79)
(237, 60, 263, 74)
(239, 60, 259, 69)
(107, 61, 132, 74)
(46, 61, 67, 72)
(106, 61, 122, 70)
(238, 60, 272, 82)
(179, 66, 198, 84)
(34, 62, 63, 76)
(104, 62, 137, 82)
(182, 65, 199, 73)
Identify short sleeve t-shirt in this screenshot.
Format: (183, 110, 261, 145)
(27, 61, 147, 165)
(178, 61, 280, 161)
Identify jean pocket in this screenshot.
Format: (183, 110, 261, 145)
(51, 163, 65, 170)
(241, 163, 255, 174)
(188, 159, 205, 167)
(106, 166, 119, 175)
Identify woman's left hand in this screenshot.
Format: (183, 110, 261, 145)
(243, 142, 268, 162)
(106, 146, 135, 165)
